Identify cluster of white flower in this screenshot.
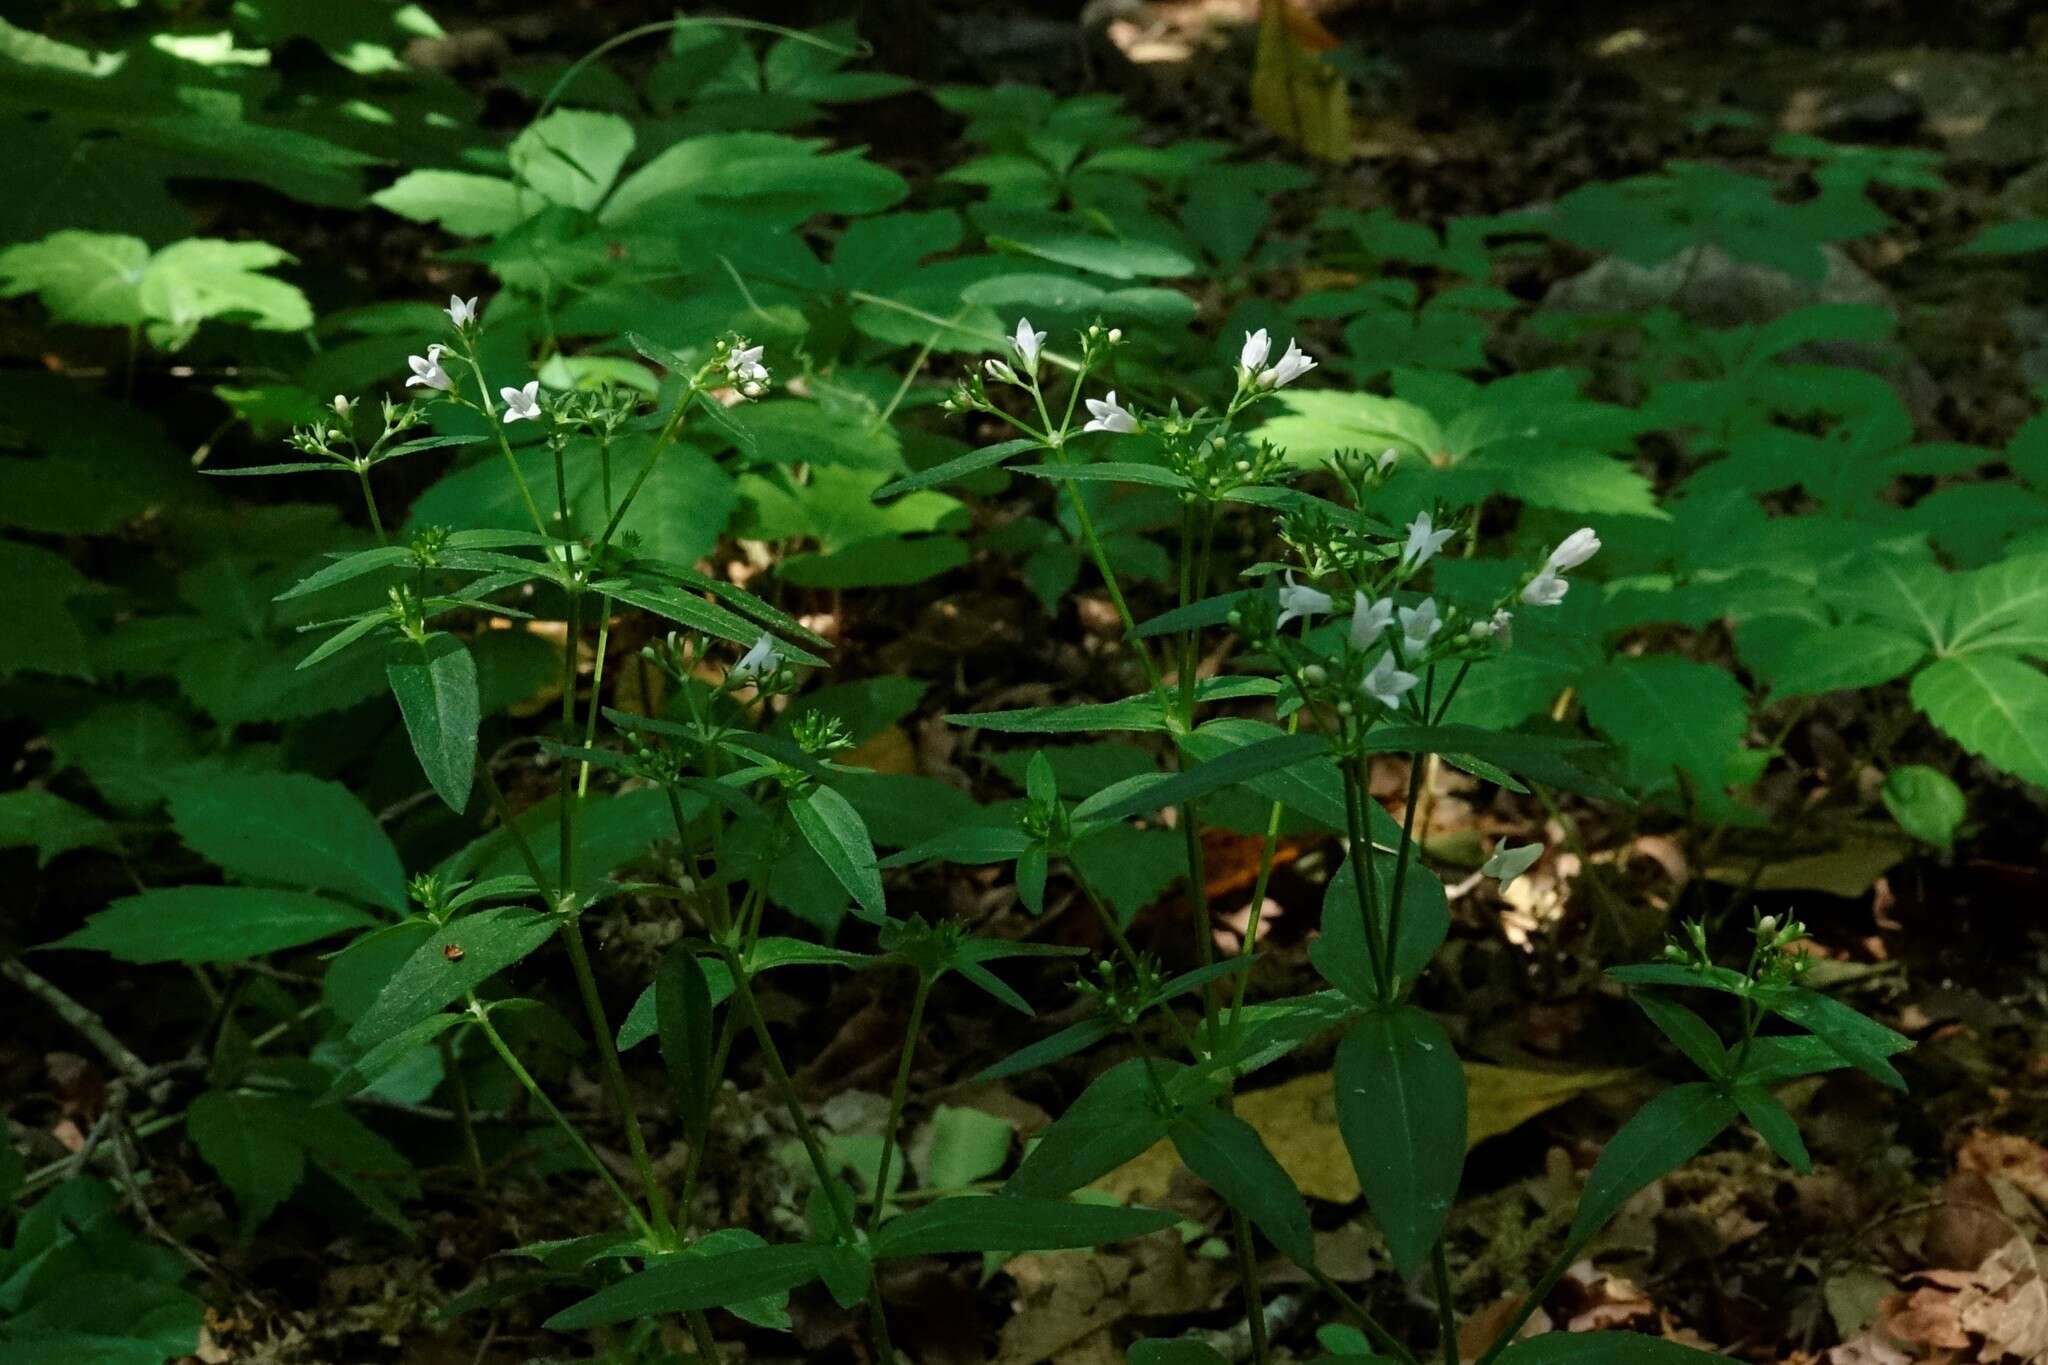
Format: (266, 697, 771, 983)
(1238, 329, 1316, 391)
(1520, 528, 1600, 606)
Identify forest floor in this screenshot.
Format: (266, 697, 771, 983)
(10, 2, 2048, 1363)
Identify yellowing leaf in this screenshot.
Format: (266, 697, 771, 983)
(1251, 0, 1352, 163)
(1094, 1063, 1633, 1205)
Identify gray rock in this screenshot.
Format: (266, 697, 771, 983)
(1543, 244, 1893, 330)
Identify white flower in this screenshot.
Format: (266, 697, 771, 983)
(1481, 841, 1543, 887)
(1375, 447, 1400, 475)
(1009, 317, 1046, 376)
(1257, 339, 1317, 389)
(1349, 591, 1393, 649)
(1239, 328, 1272, 375)
(1521, 567, 1569, 606)
(1399, 597, 1442, 654)
(405, 344, 452, 391)
(331, 394, 354, 417)
(1547, 527, 1601, 572)
(1472, 607, 1513, 642)
(446, 295, 478, 328)
(1275, 572, 1333, 630)
(985, 357, 1018, 385)
(1361, 651, 1419, 711)
(1401, 511, 1455, 568)
(500, 380, 541, 424)
(726, 343, 768, 386)
(1082, 390, 1138, 434)
(729, 632, 780, 683)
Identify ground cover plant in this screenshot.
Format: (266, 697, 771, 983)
(4, 4, 2046, 1364)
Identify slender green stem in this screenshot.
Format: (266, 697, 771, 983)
(1474, 1243, 1582, 1365)
(685, 1309, 722, 1363)
(1341, 759, 1397, 999)
(1433, 1242, 1460, 1365)
(1381, 733, 1432, 1000)
(1234, 1208, 1273, 1365)
(557, 920, 672, 1236)
(461, 352, 550, 539)
(1309, 1266, 1422, 1365)
(867, 973, 932, 1234)
(596, 388, 700, 552)
(1070, 866, 1201, 1058)
(678, 1008, 740, 1221)
(440, 1032, 487, 1192)
(577, 609, 612, 798)
(355, 467, 386, 543)
(467, 997, 652, 1239)
(476, 761, 556, 903)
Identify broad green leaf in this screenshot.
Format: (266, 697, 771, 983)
(1494, 1333, 1731, 1364)
(321, 1014, 463, 1104)
(545, 1242, 839, 1329)
(1579, 657, 1750, 814)
(655, 944, 716, 1138)
(388, 637, 479, 812)
(370, 170, 523, 237)
(137, 239, 313, 347)
(1332, 1007, 1465, 1278)
(1253, 390, 1447, 468)
(1911, 653, 2048, 787)
(50, 887, 373, 964)
(1947, 551, 2048, 658)
(1764, 624, 1925, 702)
(509, 110, 634, 211)
(870, 1196, 1176, 1259)
(0, 229, 148, 325)
(186, 1091, 304, 1237)
(1569, 1082, 1737, 1243)
(1173, 1104, 1315, 1266)
(347, 906, 559, 1048)
(922, 1105, 1015, 1189)
(165, 770, 405, 912)
(789, 785, 886, 921)
(0, 788, 114, 866)
(1881, 764, 1965, 850)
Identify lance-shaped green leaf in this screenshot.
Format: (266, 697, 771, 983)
(1734, 1085, 1811, 1173)
(790, 785, 886, 921)
(870, 1195, 1178, 1258)
(275, 546, 413, 600)
(592, 578, 826, 665)
(347, 906, 559, 1049)
(879, 824, 1031, 868)
(1171, 1104, 1316, 1266)
(1079, 733, 1328, 823)
(544, 1241, 847, 1329)
(1750, 984, 1912, 1089)
(1128, 1340, 1232, 1365)
(1332, 1006, 1466, 1278)
(320, 1014, 464, 1104)
(1007, 1058, 1187, 1199)
(1177, 718, 1403, 843)
(875, 437, 1041, 498)
(1569, 1082, 1738, 1244)
(1361, 724, 1628, 803)
(656, 944, 716, 1138)
(388, 637, 480, 813)
(1310, 851, 1448, 1002)
(1132, 591, 1253, 640)
(949, 678, 1277, 734)
(1012, 461, 1196, 491)
(1629, 991, 1729, 1079)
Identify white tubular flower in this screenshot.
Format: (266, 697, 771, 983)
(500, 380, 541, 424)
(1082, 390, 1138, 434)
(405, 344, 452, 392)
(1399, 597, 1442, 654)
(1547, 527, 1601, 572)
(1375, 447, 1400, 475)
(1349, 591, 1393, 649)
(1401, 511, 1455, 568)
(446, 295, 478, 328)
(985, 357, 1019, 385)
(1257, 338, 1317, 389)
(331, 394, 354, 417)
(1361, 650, 1420, 711)
(1275, 571, 1334, 630)
(726, 343, 768, 386)
(1472, 607, 1513, 642)
(1521, 567, 1569, 606)
(729, 632, 780, 684)
(1481, 841, 1543, 887)
(1239, 328, 1272, 375)
(1009, 317, 1046, 376)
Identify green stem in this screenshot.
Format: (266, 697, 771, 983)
(1474, 1242, 1582, 1365)
(355, 467, 386, 544)
(1234, 1208, 1273, 1365)
(867, 973, 932, 1234)
(1381, 732, 1431, 1000)
(1433, 1241, 1460, 1365)
(466, 997, 652, 1240)
(1341, 759, 1397, 1000)
(440, 1032, 487, 1192)
(596, 388, 699, 552)
(577, 609, 612, 799)
(1309, 1266, 1422, 1365)
(557, 920, 672, 1237)
(1071, 866, 1201, 1058)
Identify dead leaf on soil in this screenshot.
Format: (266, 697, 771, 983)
(1092, 1062, 1634, 1206)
